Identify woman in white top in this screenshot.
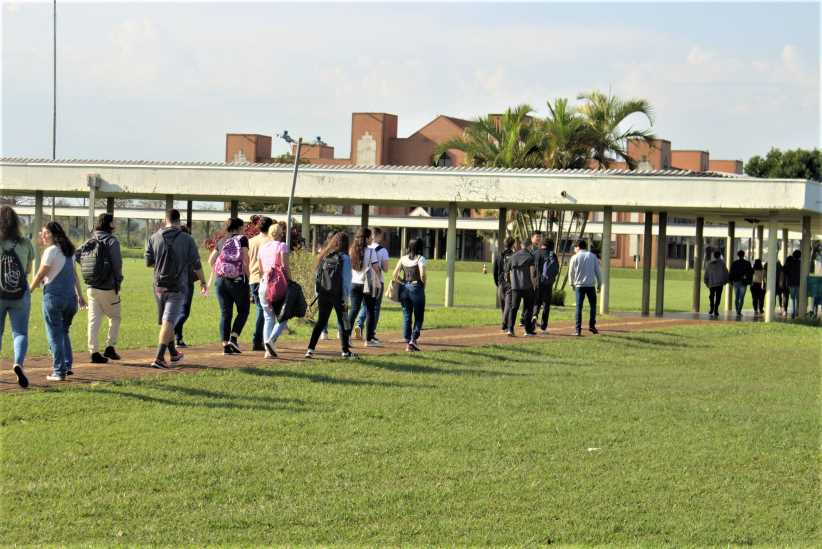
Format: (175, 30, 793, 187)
(256, 221, 290, 358)
(348, 227, 381, 347)
(392, 238, 427, 352)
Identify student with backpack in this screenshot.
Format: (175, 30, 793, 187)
(354, 227, 389, 342)
(751, 259, 765, 315)
(493, 236, 515, 332)
(567, 239, 601, 336)
(146, 209, 206, 369)
(29, 222, 86, 381)
(173, 225, 198, 348)
(532, 235, 559, 333)
(505, 239, 538, 336)
(248, 216, 274, 351)
(348, 227, 381, 348)
(306, 231, 355, 359)
(392, 237, 427, 352)
(0, 206, 35, 388)
(207, 218, 251, 355)
(728, 250, 753, 318)
(704, 250, 729, 319)
(257, 221, 290, 358)
(76, 213, 123, 364)
(784, 250, 802, 319)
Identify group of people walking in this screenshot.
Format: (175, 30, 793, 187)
(703, 248, 805, 319)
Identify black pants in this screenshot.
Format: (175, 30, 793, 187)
(751, 283, 765, 313)
(508, 288, 535, 334)
(533, 283, 552, 330)
(708, 286, 723, 315)
(308, 295, 351, 353)
(174, 282, 194, 340)
(215, 277, 250, 342)
(349, 284, 377, 341)
(498, 286, 512, 330)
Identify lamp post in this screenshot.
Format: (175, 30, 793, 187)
(277, 130, 302, 250)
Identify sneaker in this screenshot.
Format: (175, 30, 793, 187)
(103, 346, 121, 360)
(320, 331, 329, 340)
(575, 330, 582, 337)
(405, 344, 414, 352)
(506, 331, 515, 337)
(90, 352, 108, 364)
(252, 341, 265, 352)
(13, 364, 28, 388)
(341, 351, 359, 359)
(353, 325, 363, 341)
(151, 359, 168, 369)
(228, 340, 241, 353)
(304, 349, 315, 359)
(170, 352, 184, 364)
(66, 369, 74, 376)
(264, 341, 277, 358)
(46, 373, 66, 381)
(365, 339, 383, 348)
(223, 344, 238, 355)
(540, 328, 549, 335)
(175, 339, 188, 348)
(524, 332, 536, 337)
(408, 341, 421, 352)
(589, 327, 599, 335)
(265, 350, 278, 359)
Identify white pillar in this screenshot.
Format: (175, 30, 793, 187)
(641, 211, 653, 316)
(401, 227, 407, 255)
(599, 206, 612, 314)
(756, 225, 764, 260)
(87, 174, 99, 233)
(693, 217, 704, 312)
(724, 221, 735, 312)
(655, 211, 668, 317)
(445, 202, 457, 307)
(798, 215, 812, 316)
(765, 219, 778, 322)
(33, 191, 44, 270)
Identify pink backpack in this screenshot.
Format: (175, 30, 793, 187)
(214, 236, 244, 279)
(265, 263, 288, 304)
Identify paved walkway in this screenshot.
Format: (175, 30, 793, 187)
(0, 317, 709, 392)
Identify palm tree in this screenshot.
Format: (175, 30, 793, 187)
(542, 98, 592, 169)
(577, 89, 655, 169)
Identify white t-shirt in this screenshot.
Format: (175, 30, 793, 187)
(351, 246, 379, 285)
(41, 245, 67, 285)
(369, 242, 390, 282)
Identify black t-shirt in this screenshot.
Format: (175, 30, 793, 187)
(507, 250, 535, 291)
(532, 247, 550, 281)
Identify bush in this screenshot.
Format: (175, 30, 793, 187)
(288, 250, 318, 322)
(551, 288, 566, 306)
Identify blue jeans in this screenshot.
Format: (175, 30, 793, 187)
(250, 282, 264, 345)
(0, 291, 31, 366)
(733, 282, 747, 314)
(357, 286, 383, 330)
(43, 293, 78, 376)
(789, 286, 799, 318)
(259, 285, 289, 346)
(574, 286, 597, 333)
(400, 283, 425, 343)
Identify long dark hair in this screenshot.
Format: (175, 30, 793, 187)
(316, 231, 350, 267)
(753, 259, 763, 270)
(0, 206, 21, 242)
(45, 221, 75, 257)
(407, 238, 423, 259)
(349, 227, 371, 271)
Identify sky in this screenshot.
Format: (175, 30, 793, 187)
(2, 1, 820, 163)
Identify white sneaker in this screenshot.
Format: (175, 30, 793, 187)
(365, 339, 383, 348)
(320, 331, 329, 341)
(46, 374, 66, 382)
(304, 349, 315, 359)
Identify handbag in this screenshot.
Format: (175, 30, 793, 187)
(388, 279, 402, 302)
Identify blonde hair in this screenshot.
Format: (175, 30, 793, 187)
(268, 221, 287, 242)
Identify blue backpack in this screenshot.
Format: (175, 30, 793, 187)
(541, 251, 559, 285)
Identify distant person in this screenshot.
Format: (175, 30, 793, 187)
(493, 236, 515, 332)
(146, 209, 206, 369)
(784, 250, 802, 318)
(704, 250, 729, 319)
(248, 216, 274, 351)
(348, 227, 381, 348)
(505, 238, 538, 337)
(319, 230, 338, 341)
(774, 260, 788, 316)
(258, 221, 290, 358)
(0, 206, 35, 388)
(568, 239, 601, 336)
(355, 227, 389, 342)
(729, 250, 753, 318)
(173, 224, 198, 348)
(306, 231, 355, 359)
(532, 235, 559, 333)
(393, 237, 427, 352)
(29, 222, 86, 381)
(750, 259, 765, 315)
(207, 218, 251, 354)
(76, 212, 123, 364)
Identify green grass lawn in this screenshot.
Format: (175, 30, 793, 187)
(1, 323, 819, 545)
(5, 255, 749, 359)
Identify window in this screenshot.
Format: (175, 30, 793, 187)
(436, 153, 453, 167)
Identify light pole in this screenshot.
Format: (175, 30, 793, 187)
(277, 131, 302, 250)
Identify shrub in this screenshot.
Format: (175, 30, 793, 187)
(288, 250, 318, 322)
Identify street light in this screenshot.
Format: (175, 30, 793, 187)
(277, 130, 303, 249)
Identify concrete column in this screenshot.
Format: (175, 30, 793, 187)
(498, 207, 507, 256)
(434, 229, 440, 260)
(445, 202, 457, 307)
(599, 206, 612, 315)
(401, 227, 407, 255)
(655, 211, 668, 316)
(87, 174, 99, 233)
(798, 215, 812, 316)
(724, 221, 735, 312)
(684, 239, 690, 271)
(33, 191, 43, 270)
(781, 228, 789, 262)
(756, 225, 764, 260)
(186, 200, 193, 229)
(360, 203, 369, 228)
(765, 219, 778, 322)
(460, 229, 467, 260)
(641, 211, 653, 316)
(692, 217, 704, 312)
(229, 199, 238, 219)
(106, 197, 114, 215)
(311, 227, 318, 254)
(301, 198, 311, 249)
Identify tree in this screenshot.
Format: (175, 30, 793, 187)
(745, 148, 822, 180)
(542, 97, 592, 169)
(576, 89, 655, 169)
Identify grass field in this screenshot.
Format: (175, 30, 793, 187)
(1, 322, 819, 545)
(1, 254, 762, 359)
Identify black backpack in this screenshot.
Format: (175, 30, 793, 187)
(0, 241, 26, 300)
(316, 251, 343, 298)
(79, 237, 112, 288)
(541, 251, 559, 285)
(155, 230, 181, 291)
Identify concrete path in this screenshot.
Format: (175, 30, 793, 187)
(0, 317, 707, 392)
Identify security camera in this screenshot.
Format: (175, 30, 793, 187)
(560, 190, 568, 198)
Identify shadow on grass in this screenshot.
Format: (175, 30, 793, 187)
(239, 367, 436, 389)
(357, 356, 529, 377)
(600, 333, 691, 349)
(92, 386, 314, 413)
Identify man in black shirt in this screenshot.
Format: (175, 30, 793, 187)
(493, 236, 515, 331)
(532, 235, 558, 332)
(505, 242, 538, 336)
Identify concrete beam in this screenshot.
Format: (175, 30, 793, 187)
(765, 219, 778, 322)
(724, 221, 735, 312)
(445, 203, 457, 307)
(655, 211, 668, 316)
(692, 217, 704, 312)
(798, 215, 812, 316)
(600, 206, 612, 315)
(641, 212, 653, 316)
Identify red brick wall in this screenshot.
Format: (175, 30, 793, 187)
(672, 150, 709, 172)
(225, 134, 272, 163)
(708, 159, 743, 174)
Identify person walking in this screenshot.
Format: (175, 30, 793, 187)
(146, 209, 206, 369)
(493, 236, 515, 332)
(207, 218, 251, 354)
(505, 239, 538, 337)
(532, 236, 559, 333)
(751, 259, 765, 315)
(348, 227, 381, 348)
(29, 222, 86, 381)
(392, 237, 427, 352)
(568, 240, 601, 336)
(729, 250, 753, 318)
(305, 231, 356, 359)
(0, 206, 35, 388)
(704, 250, 729, 319)
(173, 225, 198, 348)
(257, 221, 290, 358)
(248, 216, 274, 351)
(784, 250, 802, 318)
(77, 213, 123, 364)
(354, 227, 389, 342)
